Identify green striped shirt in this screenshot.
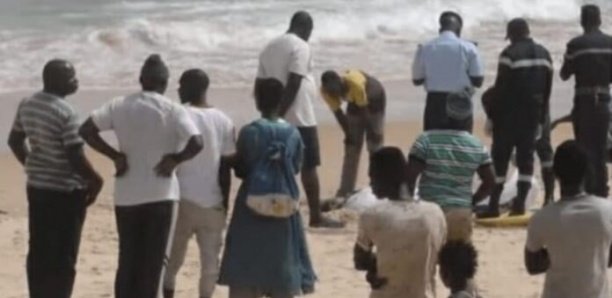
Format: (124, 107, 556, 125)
(12, 92, 84, 191)
(410, 130, 491, 209)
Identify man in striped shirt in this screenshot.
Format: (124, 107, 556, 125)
(406, 91, 495, 242)
(482, 19, 553, 218)
(7, 59, 103, 298)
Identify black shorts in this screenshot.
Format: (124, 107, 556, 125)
(297, 126, 321, 170)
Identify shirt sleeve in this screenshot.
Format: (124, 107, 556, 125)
(467, 43, 484, 77)
(409, 134, 428, 161)
(561, 41, 576, 79)
(221, 118, 237, 157)
(480, 145, 492, 166)
(61, 108, 84, 147)
(288, 41, 310, 77)
(174, 106, 200, 143)
(526, 214, 544, 252)
(91, 100, 115, 132)
(412, 44, 426, 81)
(356, 212, 374, 251)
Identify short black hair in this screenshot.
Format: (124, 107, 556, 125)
(581, 4, 601, 28)
(289, 11, 313, 31)
(369, 147, 407, 186)
(321, 70, 341, 86)
(179, 68, 209, 104)
(140, 54, 169, 89)
(439, 240, 478, 290)
(440, 11, 463, 27)
(554, 140, 589, 186)
(43, 59, 72, 88)
(255, 78, 284, 113)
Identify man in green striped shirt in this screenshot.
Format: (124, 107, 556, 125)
(407, 90, 495, 242)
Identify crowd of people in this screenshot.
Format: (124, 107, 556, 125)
(7, 3, 612, 298)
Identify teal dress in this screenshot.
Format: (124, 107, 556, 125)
(218, 118, 317, 295)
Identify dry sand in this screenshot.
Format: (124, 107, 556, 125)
(1, 115, 609, 298)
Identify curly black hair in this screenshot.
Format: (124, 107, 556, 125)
(438, 240, 478, 290)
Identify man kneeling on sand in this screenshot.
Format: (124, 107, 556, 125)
(525, 140, 612, 298)
(354, 147, 446, 298)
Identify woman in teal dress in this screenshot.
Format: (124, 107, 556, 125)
(218, 78, 316, 298)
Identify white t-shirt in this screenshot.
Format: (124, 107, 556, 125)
(177, 107, 236, 208)
(91, 91, 200, 206)
(257, 33, 318, 127)
(526, 194, 612, 298)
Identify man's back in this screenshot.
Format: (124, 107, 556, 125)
(257, 33, 317, 127)
(527, 195, 612, 298)
(177, 107, 235, 207)
(359, 200, 446, 298)
(563, 30, 612, 88)
(410, 130, 491, 209)
(413, 31, 483, 93)
(91, 91, 198, 205)
(14, 92, 84, 191)
(495, 39, 552, 124)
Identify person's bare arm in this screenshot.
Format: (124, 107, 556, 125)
(155, 135, 204, 177)
(8, 130, 28, 166)
(473, 164, 495, 206)
(79, 118, 128, 177)
(333, 109, 350, 137)
(279, 73, 303, 117)
(609, 244, 612, 268)
(65, 144, 103, 206)
(406, 156, 426, 196)
(219, 155, 233, 212)
(525, 248, 550, 275)
(551, 114, 573, 131)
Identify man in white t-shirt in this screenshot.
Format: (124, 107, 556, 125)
(79, 55, 203, 298)
(257, 11, 343, 228)
(525, 140, 612, 298)
(162, 69, 236, 298)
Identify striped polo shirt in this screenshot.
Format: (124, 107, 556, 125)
(409, 130, 491, 209)
(12, 92, 85, 191)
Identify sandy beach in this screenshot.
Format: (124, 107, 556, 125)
(0, 77, 609, 298)
(0, 79, 608, 298)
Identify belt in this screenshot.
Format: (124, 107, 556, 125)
(575, 86, 610, 96)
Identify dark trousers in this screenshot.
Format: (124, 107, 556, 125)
(424, 92, 473, 131)
(115, 201, 177, 298)
(491, 123, 538, 181)
(27, 187, 87, 298)
(573, 94, 611, 197)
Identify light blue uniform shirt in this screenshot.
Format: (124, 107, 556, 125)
(412, 31, 484, 93)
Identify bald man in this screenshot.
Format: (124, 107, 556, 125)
(8, 60, 103, 298)
(80, 54, 203, 298)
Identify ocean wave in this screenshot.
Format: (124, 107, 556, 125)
(0, 0, 609, 92)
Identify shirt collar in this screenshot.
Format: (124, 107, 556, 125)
(36, 91, 63, 101)
(439, 30, 459, 39)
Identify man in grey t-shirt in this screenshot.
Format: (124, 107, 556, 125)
(525, 140, 612, 298)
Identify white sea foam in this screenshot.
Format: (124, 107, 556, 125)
(0, 0, 609, 92)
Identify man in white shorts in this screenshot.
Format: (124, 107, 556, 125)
(163, 69, 236, 298)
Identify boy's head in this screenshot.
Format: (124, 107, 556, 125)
(438, 240, 478, 292)
(369, 147, 407, 200)
(321, 70, 346, 98)
(179, 69, 210, 105)
(554, 140, 589, 188)
(254, 78, 284, 115)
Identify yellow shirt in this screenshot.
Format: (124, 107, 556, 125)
(321, 69, 368, 111)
